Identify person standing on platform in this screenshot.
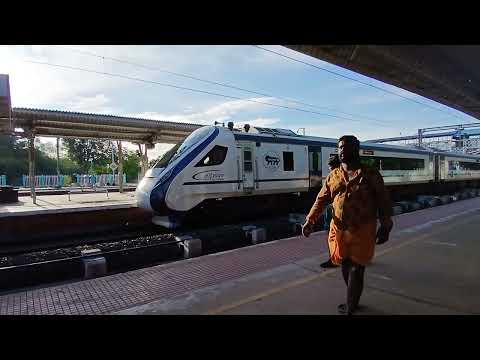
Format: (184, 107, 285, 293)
(302, 135, 393, 315)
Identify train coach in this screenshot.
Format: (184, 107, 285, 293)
(136, 124, 480, 228)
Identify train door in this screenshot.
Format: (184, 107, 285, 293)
(433, 155, 438, 182)
(308, 146, 322, 188)
(434, 155, 443, 182)
(439, 155, 445, 181)
(239, 145, 255, 192)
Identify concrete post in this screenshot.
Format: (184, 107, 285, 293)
(137, 143, 148, 179)
(56, 137, 60, 179)
(117, 141, 124, 193)
(144, 145, 148, 175)
(137, 144, 143, 179)
(109, 141, 114, 184)
(28, 135, 36, 204)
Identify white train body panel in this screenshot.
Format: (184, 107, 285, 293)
(440, 154, 480, 182)
(358, 149, 434, 185)
(164, 133, 311, 211)
(236, 140, 309, 195)
(313, 145, 434, 186)
(165, 127, 238, 212)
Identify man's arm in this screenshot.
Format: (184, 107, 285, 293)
(373, 169, 393, 225)
(302, 180, 332, 238)
(372, 170, 393, 243)
(305, 177, 332, 225)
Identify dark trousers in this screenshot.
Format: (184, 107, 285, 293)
(341, 258, 365, 311)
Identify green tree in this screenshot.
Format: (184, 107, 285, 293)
(58, 157, 82, 175)
(63, 139, 111, 173)
(0, 136, 144, 185)
(0, 135, 84, 186)
(123, 150, 141, 183)
(2, 137, 30, 185)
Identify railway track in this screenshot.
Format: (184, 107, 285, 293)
(0, 214, 299, 292)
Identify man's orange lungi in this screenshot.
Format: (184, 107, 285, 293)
(327, 219, 377, 266)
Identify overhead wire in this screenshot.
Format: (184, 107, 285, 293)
(252, 45, 466, 122)
(46, 45, 392, 126)
(25, 59, 392, 128)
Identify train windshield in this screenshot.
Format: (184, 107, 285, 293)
(154, 126, 213, 168)
(154, 143, 181, 168)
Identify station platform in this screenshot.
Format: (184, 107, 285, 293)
(15, 185, 137, 197)
(1, 197, 480, 315)
(0, 191, 137, 218)
(0, 191, 150, 247)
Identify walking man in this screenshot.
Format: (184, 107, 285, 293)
(302, 135, 393, 315)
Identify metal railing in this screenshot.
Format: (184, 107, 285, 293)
(74, 174, 126, 187)
(22, 175, 67, 187)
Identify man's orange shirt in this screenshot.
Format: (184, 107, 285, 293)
(306, 165, 393, 265)
(306, 165, 392, 229)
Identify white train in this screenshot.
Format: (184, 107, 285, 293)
(136, 124, 480, 227)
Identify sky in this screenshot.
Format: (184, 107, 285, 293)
(0, 45, 477, 160)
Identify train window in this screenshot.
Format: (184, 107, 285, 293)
(154, 143, 181, 168)
(244, 149, 253, 172)
(360, 156, 424, 170)
(283, 152, 294, 171)
(449, 161, 459, 170)
(360, 157, 380, 169)
(195, 145, 228, 167)
(459, 161, 480, 171)
(382, 158, 399, 170)
(407, 158, 424, 170)
(169, 126, 213, 164)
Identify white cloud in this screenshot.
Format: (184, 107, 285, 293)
(0, 45, 308, 113)
(302, 122, 402, 142)
(235, 117, 281, 128)
(203, 97, 276, 122)
(64, 94, 114, 114)
(0, 46, 124, 110)
(125, 96, 278, 125)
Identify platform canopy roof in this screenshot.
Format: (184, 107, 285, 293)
(286, 45, 480, 121)
(0, 107, 202, 145)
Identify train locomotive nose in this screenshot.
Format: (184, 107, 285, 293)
(136, 168, 174, 214)
(136, 177, 156, 212)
